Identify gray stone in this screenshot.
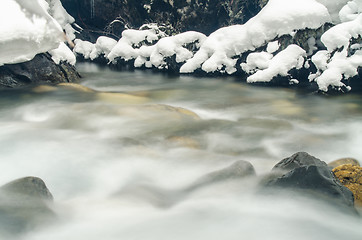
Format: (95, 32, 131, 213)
(0, 177, 55, 236)
(0, 53, 80, 89)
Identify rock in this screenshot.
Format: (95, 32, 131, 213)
(115, 160, 256, 208)
(333, 164, 362, 206)
(166, 136, 201, 149)
(185, 160, 256, 193)
(61, 0, 267, 36)
(264, 152, 356, 212)
(272, 152, 327, 172)
(329, 158, 360, 168)
(0, 177, 55, 236)
(58, 82, 95, 92)
(96, 92, 150, 104)
(0, 53, 80, 89)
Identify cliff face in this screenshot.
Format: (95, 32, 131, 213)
(61, 0, 268, 36)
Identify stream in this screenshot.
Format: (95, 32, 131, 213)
(1, 62, 362, 239)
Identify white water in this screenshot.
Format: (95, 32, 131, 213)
(1, 63, 362, 239)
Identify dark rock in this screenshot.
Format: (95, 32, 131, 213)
(272, 152, 327, 172)
(61, 0, 268, 36)
(0, 53, 80, 89)
(0, 177, 55, 236)
(263, 152, 356, 213)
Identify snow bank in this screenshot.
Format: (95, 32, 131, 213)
(179, 0, 330, 74)
(0, 0, 63, 66)
(71, 0, 361, 92)
(0, 0, 76, 66)
(311, 0, 362, 91)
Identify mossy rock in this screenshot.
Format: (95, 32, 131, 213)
(333, 164, 362, 206)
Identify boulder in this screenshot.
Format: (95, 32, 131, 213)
(264, 152, 356, 212)
(333, 164, 362, 206)
(272, 152, 327, 172)
(0, 53, 80, 89)
(0, 177, 55, 236)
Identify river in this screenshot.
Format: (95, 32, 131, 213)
(1, 63, 362, 239)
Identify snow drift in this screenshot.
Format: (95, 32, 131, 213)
(0, 0, 76, 66)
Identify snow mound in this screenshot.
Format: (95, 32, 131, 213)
(179, 0, 330, 74)
(311, 0, 362, 91)
(0, 0, 77, 66)
(246, 45, 306, 83)
(49, 42, 76, 65)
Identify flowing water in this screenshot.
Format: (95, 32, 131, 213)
(1, 62, 362, 239)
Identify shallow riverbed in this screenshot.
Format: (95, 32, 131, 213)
(1, 63, 362, 239)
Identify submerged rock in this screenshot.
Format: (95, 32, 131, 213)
(0, 53, 80, 89)
(0, 177, 55, 236)
(333, 164, 362, 206)
(116, 160, 255, 208)
(185, 160, 256, 193)
(264, 152, 356, 212)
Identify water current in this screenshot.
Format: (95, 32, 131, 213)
(1, 63, 362, 239)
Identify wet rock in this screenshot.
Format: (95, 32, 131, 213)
(0, 53, 80, 89)
(0, 177, 55, 236)
(329, 158, 360, 169)
(115, 160, 256, 208)
(264, 152, 356, 212)
(272, 152, 327, 172)
(333, 164, 362, 206)
(185, 160, 256, 193)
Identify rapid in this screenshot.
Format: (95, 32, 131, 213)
(0, 63, 362, 239)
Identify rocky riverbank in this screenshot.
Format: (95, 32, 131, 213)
(66, 0, 362, 94)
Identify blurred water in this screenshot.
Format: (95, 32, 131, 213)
(1, 62, 362, 239)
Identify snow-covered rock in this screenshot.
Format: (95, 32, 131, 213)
(0, 0, 77, 66)
(71, 0, 361, 93)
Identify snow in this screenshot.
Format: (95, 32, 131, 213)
(267, 41, 280, 54)
(46, 0, 77, 40)
(180, 0, 330, 74)
(241, 52, 273, 74)
(107, 29, 206, 69)
(246, 45, 307, 83)
(73, 39, 96, 60)
(0, 0, 64, 66)
(321, 14, 362, 51)
(316, 0, 350, 23)
(0, 0, 76, 66)
(49, 42, 76, 65)
(311, 0, 362, 91)
(90, 37, 118, 60)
